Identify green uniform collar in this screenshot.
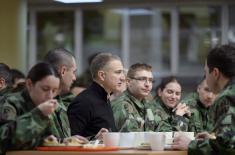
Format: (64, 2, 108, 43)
(125, 90, 147, 110)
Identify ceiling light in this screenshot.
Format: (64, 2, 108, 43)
(54, 0, 103, 3)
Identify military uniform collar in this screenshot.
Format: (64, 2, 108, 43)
(22, 89, 37, 111)
(158, 98, 174, 115)
(0, 87, 11, 96)
(55, 95, 69, 111)
(125, 90, 146, 109)
(224, 76, 235, 89)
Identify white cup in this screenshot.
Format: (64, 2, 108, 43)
(164, 132, 173, 145)
(149, 132, 165, 151)
(133, 132, 149, 146)
(119, 132, 136, 148)
(103, 132, 120, 147)
(174, 132, 195, 140)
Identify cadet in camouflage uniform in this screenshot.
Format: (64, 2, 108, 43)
(182, 77, 217, 133)
(151, 76, 191, 132)
(0, 63, 12, 98)
(172, 45, 235, 154)
(0, 63, 86, 155)
(44, 48, 77, 108)
(112, 63, 155, 132)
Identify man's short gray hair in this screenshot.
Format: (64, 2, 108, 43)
(44, 48, 75, 70)
(90, 53, 121, 79)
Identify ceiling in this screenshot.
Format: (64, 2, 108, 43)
(28, 0, 235, 8)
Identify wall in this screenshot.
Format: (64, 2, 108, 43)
(0, 0, 27, 72)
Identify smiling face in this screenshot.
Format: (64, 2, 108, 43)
(158, 81, 181, 108)
(127, 70, 153, 100)
(27, 75, 60, 106)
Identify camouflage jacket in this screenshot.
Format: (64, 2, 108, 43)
(111, 90, 155, 132)
(0, 88, 11, 102)
(0, 90, 70, 153)
(182, 93, 213, 133)
(56, 92, 75, 108)
(151, 98, 190, 132)
(188, 77, 235, 155)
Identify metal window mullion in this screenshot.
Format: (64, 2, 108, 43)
(221, 4, 229, 44)
(170, 7, 179, 75)
(28, 9, 37, 70)
(74, 9, 83, 75)
(121, 9, 130, 68)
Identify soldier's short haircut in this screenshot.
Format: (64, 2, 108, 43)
(90, 53, 121, 79)
(27, 62, 60, 84)
(0, 63, 12, 86)
(207, 44, 235, 78)
(44, 48, 75, 71)
(127, 63, 152, 78)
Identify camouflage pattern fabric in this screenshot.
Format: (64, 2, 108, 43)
(188, 78, 235, 155)
(111, 90, 155, 132)
(151, 98, 190, 132)
(0, 90, 70, 154)
(182, 94, 213, 133)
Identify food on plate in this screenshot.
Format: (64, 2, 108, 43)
(43, 135, 63, 146)
(209, 133, 216, 139)
(64, 136, 86, 146)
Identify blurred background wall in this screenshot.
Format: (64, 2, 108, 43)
(1, 0, 235, 94)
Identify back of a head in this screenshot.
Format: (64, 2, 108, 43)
(11, 69, 25, 80)
(27, 62, 60, 84)
(127, 63, 152, 78)
(207, 44, 235, 78)
(44, 48, 75, 70)
(0, 63, 12, 87)
(90, 53, 121, 79)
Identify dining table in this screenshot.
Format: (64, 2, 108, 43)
(6, 150, 187, 155)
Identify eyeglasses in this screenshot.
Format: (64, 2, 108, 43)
(130, 77, 155, 83)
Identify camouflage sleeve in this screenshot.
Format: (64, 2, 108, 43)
(0, 102, 50, 150)
(188, 97, 235, 155)
(112, 101, 129, 131)
(0, 121, 16, 155)
(171, 115, 190, 131)
(188, 109, 203, 133)
(154, 110, 172, 132)
(12, 108, 50, 148)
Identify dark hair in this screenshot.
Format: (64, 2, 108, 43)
(127, 63, 152, 78)
(157, 76, 180, 91)
(44, 48, 75, 71)
(11, 69, 25, 82)
(90, 53, 121, 79)
(27, 62, 60, 84)
(207, 44, 235, 78)
(0, 63, 12, 86)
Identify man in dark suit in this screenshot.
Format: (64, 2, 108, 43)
(68, 53, 125, 138)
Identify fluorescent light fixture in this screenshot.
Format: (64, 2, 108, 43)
(54, 0, 102, 3)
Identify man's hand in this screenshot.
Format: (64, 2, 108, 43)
(171, 135, 191, 150)
(196, 132, 211, 140)
(95, 128, 109, 140)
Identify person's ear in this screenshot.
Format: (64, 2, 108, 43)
(59, 65, 67, 77)
(98, 70, 106, 81)
(157, 88, 162, 97)
(0, 78, 6, 89)
(25, 79, 33, 90)
(212, 68, 220, 81)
